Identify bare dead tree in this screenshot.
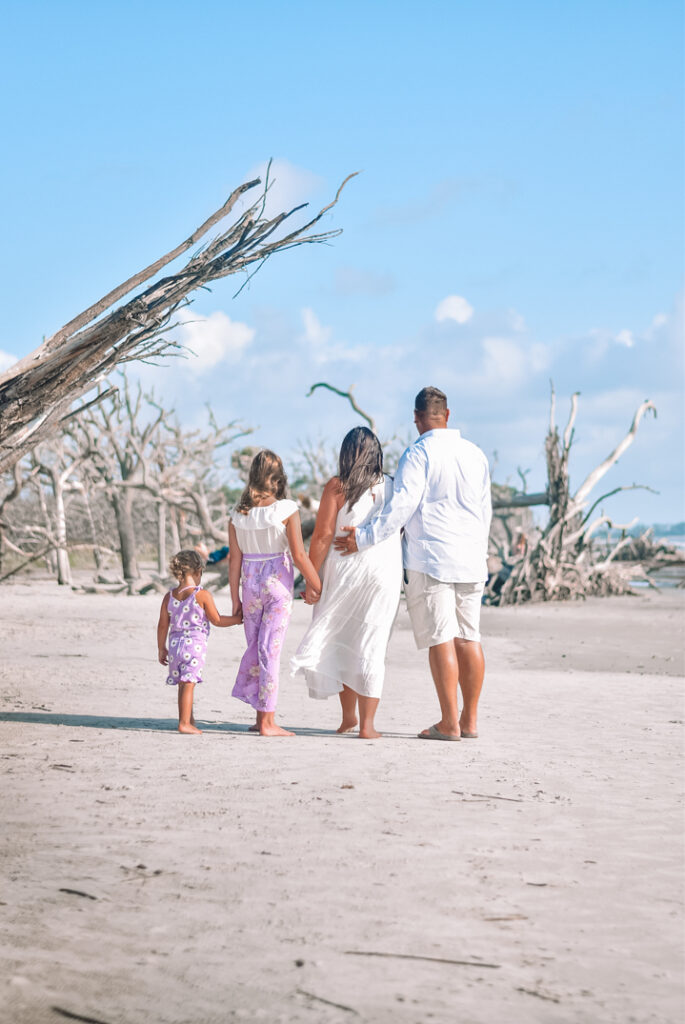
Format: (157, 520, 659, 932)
(69, 375, 168, 582)
(30, 435, 88, 585)
(0, 167, 358, 473)
(496, 389, 658, 603)
(0, 461, 45, 576)
(150, 407, 250, 551)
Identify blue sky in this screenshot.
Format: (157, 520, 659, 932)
(1, 0, 683, 522)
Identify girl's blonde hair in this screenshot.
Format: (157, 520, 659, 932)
(169, 549, 204, 581)
(236, 449, 287, 514)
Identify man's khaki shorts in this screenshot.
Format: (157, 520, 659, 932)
(404, 570, 484, 649)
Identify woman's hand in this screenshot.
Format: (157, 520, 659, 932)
(304, 583, 321, 605)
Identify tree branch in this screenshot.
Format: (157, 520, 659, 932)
(306, 382, 376, 433)
(573, 400, 657, 508)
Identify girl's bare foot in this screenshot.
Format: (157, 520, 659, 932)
(358, 727, 382, 739)
(248, 723, 259, 732)
(336, 717, 358, 734)
(259, 723, 294, 737)
(178, 723, 202, 734)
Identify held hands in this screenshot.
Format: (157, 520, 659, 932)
(158, 647, 168, 666)
(228, 602, 243, 626)
(332, 526, 358, 556)
(304, 582, 321, 605)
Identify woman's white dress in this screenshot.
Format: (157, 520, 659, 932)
(291, 475, 402, 699)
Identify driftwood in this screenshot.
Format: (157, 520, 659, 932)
(495, 388, 658, 604)
(0, 166, 358, 473)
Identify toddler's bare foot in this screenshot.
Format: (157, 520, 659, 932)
(178, 723, 202, 734)
(259, 723, 294, 737)
(337, 717, 358, 734)
(358, 727, 382, 739)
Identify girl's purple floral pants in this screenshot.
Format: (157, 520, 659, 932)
(232, 553, 294, 712)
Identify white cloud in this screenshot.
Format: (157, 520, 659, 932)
(174, 310, 254, 372)
(0, 350, 17, 373)
(615, 329, 635, 348)
(481, 336, 527, 386)
(435, 294, 474, 324)
(299, 307, 365, 365)
(300, 307, 332, 348)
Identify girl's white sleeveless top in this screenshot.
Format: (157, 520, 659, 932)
(230, 498, 298, 554)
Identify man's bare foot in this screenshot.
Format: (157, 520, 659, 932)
(178, 723, 202, 734)
(259, 723, 294, 737)
(336, 718, 358, 734)
(358, 727, 382, 739)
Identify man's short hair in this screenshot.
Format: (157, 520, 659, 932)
(415, 386, 447, 417)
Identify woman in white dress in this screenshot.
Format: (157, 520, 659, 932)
(291, 427, 402, 738)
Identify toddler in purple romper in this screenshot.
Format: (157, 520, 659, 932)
(166, 586, 210, 685)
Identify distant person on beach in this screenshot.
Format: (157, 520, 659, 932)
(229, 450, 321, 737)
(195, 541, 230, 565)
(334, 386, 491, 741)
(157, 549, 242, 734)
(291, 427, 402, 739)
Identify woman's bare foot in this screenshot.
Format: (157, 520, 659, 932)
(336, 717, 358, 734)
(358, 727, 382, 739)
(259, 723, 294, 737)
(178, 723, 202, 734)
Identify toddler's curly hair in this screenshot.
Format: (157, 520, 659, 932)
(169, 549, 204, 581)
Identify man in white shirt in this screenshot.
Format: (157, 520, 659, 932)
(334, 386, 491, 740)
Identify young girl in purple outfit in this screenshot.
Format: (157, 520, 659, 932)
(229, 450, 321, 736)
(157, 549, 242, 734)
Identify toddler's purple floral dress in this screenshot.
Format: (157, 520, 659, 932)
(165, 586, 210, 686)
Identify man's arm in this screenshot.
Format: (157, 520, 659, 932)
(333, 447, 426, 555)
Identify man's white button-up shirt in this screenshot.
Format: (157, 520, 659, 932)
(355, 428, 492, 584)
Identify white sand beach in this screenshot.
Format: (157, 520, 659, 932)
(1, 582, 683, 1023)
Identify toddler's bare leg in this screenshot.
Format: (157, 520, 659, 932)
(358, 695, 381, 739)
(178, 682, 201, 734)
(337, 685, 358, 733)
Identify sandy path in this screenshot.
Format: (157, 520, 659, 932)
(1, 583, 683, 1024)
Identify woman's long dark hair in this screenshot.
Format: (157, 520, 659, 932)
(338, 427, 383, 510)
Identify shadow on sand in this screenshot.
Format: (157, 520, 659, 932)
(0, 711, 418, 738)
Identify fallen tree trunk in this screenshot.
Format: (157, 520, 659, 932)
(0, 166, 357, 473)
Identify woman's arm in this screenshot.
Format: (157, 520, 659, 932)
(285, 512, 321, 594)
(308, 477, 345, 572)
(157, 594, 170, 664)
(228, 521, 243, 617)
